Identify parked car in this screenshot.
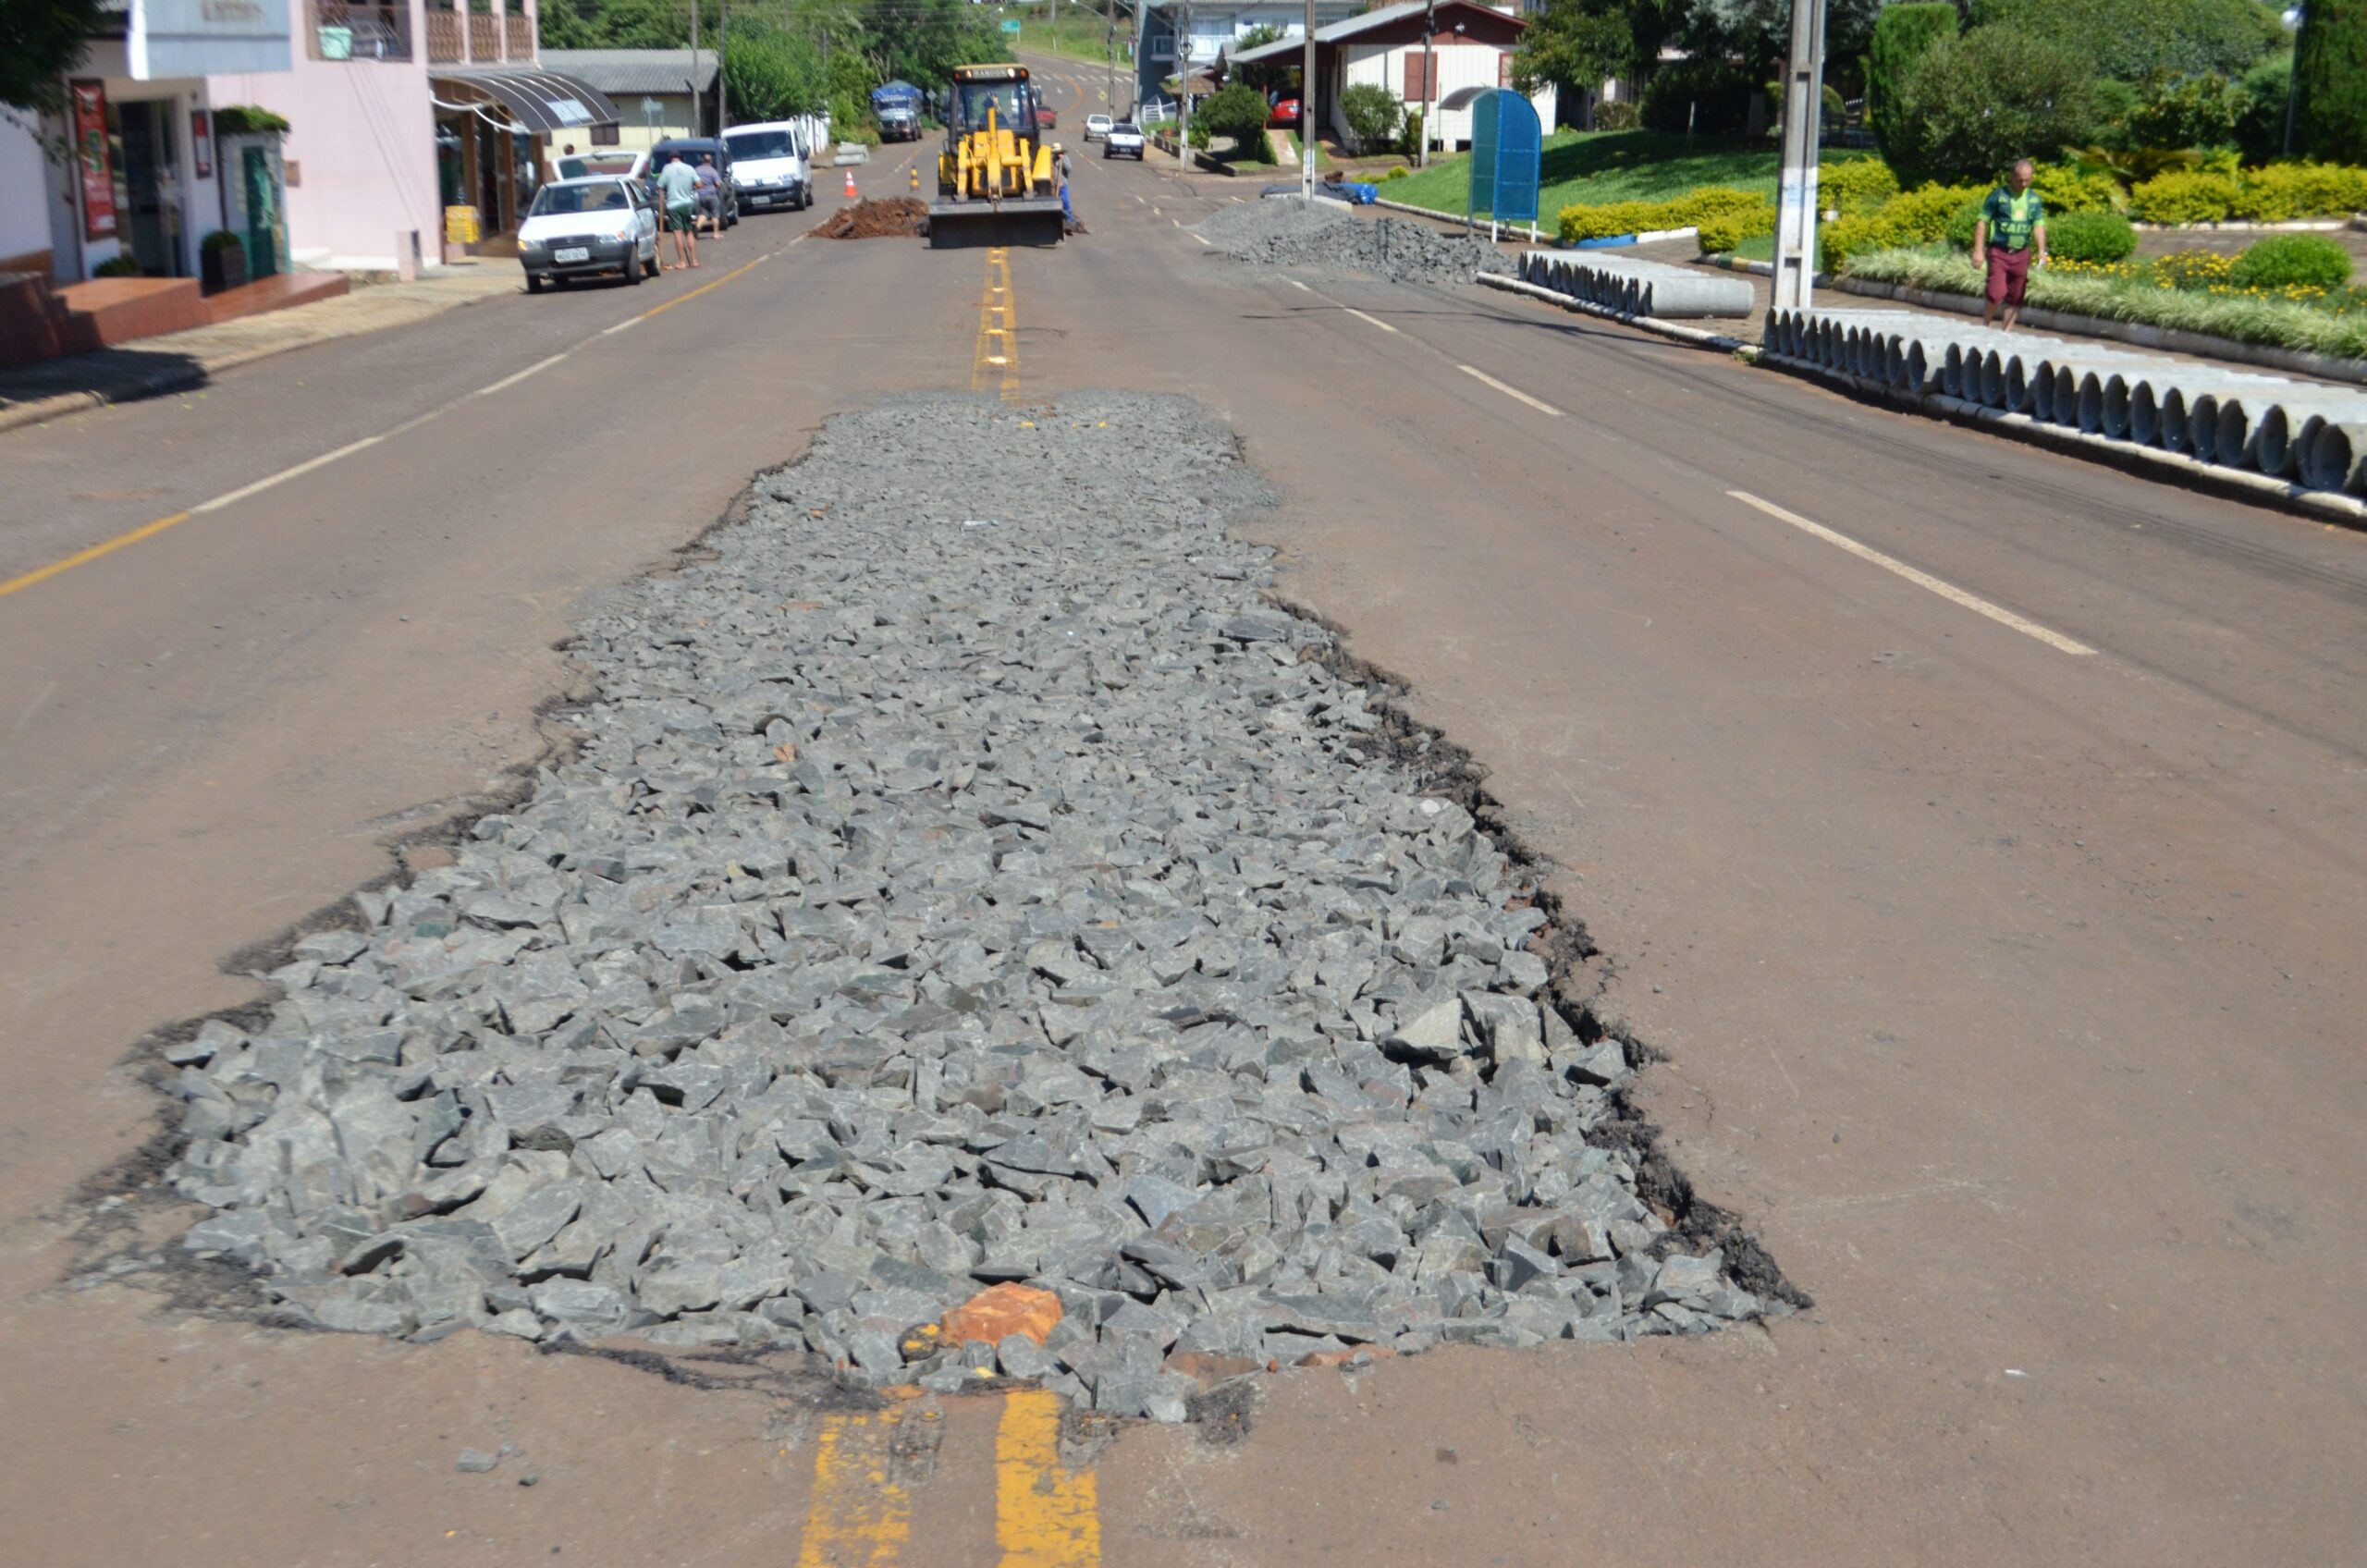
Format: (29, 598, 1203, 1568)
(722, 121, 811, 212)
(518, 177, 658, 292)
(645, 138, 739, 228)
(1102, 121, 1145, 160)
(1036, 104, 1058, 131)
(553, 148, 647, 183)
(1269, 98, 1301, 129)
(1083, 113, 1112, 142)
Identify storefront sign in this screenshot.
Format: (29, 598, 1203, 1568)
(130, 0, 292, 79)
(190, 107, 213, 178)
(72, 82, 117, 242)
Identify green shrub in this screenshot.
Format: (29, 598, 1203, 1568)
(1592, 99, 1639, 132)
(2047, 207, 2140, 262)
(1379, 165, 1408, 181)
(200, 229, 243, 253)
(1820, 180, 1988, 270)
(1884, 28, 2105, 184)
(1639, 56, 1760, 137)
(1944, 199, 1983, 250)
(1865, 2, 1957, 160)
(1401, 108, 1424, 159)
(2235, 160, 2367, 219)
(1819, 158, 1900, 216)
(212, 104, 290, 135)
(1968, 0, 2287, 86)
(2127, 70, 2254, 150)
(2032, 164, 2126, 214)
(1698, 204, 1776, 254)
(2293, 0, 2367, 165)
(1555, 186, 1767, 243)
(1200, 81, 1271, 154)
(2128, 169, 2240, 222)
(2229, 232, 2354, 288)
(1339, 82, 1400, 155)
(93, 254, 143, 276)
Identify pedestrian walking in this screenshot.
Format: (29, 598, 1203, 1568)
(1973, 159, 2048, 333)
(694, 153, 723, 236)
(655, 153, 701, 270)
(1053, 143, 1080, 234)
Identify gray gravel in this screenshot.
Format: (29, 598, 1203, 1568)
(1196, 196, 1513, 288)
(165, 391, 1765, 1418)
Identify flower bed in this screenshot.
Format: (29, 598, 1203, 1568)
(1845, 247, 2367, 360)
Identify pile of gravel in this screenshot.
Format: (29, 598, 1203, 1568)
(1195, 197, 1513, 288)
(164, 392, 1768, 1421)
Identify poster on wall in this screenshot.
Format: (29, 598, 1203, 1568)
(191, 107, 213, 178)
(72, 81, 117, 241)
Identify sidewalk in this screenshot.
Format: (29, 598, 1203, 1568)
(0, 259, 524, 436)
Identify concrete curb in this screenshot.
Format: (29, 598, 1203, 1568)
(1475, 272, 2367, 530)
(1477, 272, 1751, 354)
(1828, 276, 2367, 389)
(1755, 348, 2367, 530)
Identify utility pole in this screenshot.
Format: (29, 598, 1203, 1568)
(1106, 0, 1117, 116)
(1176, 0, 1192, 161)
(1301, 0, 1316, 197)
(717, 0, 729, 136)
(689, 0, 703, 136)
(1417, 0, 1436, 167)
(1132, 0, 1148, 118)
(1769, 0, 1826, 312)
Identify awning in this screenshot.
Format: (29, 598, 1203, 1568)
(434, 67, 620, 136)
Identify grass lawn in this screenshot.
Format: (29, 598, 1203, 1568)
(997, 4, 1125, 69)
(1290, 130, 1332, 171)
(1389, 129, 1880, 220)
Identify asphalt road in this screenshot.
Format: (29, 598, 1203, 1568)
(2, 66, 2362, 1566)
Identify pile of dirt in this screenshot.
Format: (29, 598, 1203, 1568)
(1194, 196, 1512, 288)
(816, 198, 929, 239)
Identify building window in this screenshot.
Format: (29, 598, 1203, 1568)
(1404, 53, 1435, 102)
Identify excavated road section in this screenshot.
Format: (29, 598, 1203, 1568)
(164, 392, 1768, 1420)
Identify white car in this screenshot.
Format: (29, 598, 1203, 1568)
(1102, 122, 1145, 160)
(723, 120, 813, 212)
(552, 148, 648, 184)
(518, 177, 658, 292)
(1083, 113, 1112, 142)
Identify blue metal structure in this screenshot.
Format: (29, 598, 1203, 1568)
(1464, 87, 1540, 229)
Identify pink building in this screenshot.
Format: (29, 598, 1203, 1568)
(210, 0, 616, 271)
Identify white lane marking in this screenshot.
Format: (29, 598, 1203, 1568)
(1457, 364, 1563, 417)
(190, 435, 387, 513)
(1192, 232, 1211, 246)
(471, 351, 570, 398)
(1345, 308, 1398, 334)
(1288, 279, 1310, 291)
(1727, 490, 2098, 656)
(1134, 194, 1145, 204)
(601, 317, 640, 336)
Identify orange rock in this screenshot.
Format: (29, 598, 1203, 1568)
(1164, 1351, 1261, 1390)
(773, 742, 799, 764)
(939, 1283, 1062, 1348)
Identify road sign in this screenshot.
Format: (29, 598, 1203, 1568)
(1000, 18, 1021, 34)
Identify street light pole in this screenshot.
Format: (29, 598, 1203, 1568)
(2282, 3, 2304, 157)
(689, 0, 703, 136)
(1301, 0, 1317, 197)
(1418, 0, 1436, 167)
(1177, 0, 1192, 161)
(1769, 0, 1826, 312)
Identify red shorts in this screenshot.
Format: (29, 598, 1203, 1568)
(1986, 247, 2031, 307)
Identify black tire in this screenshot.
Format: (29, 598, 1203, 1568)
(626, 251, 644, 285)
(525, 273, 545, 295)
(644, 250, 660, 278)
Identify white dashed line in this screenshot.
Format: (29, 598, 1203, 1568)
(1457, 364, 1564, 417)
(1344, 308, 1398, 334)
(1727, 491, 2097, 655)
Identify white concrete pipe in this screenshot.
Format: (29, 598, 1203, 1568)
(2300, 420, 2367, 493)
(2134, 374, 2286, 450)
(2254, 396, 2367, 479)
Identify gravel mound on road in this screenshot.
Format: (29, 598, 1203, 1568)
(164, 392, 1768, 1420)
(1195, 196, 1512, 288)
(816, 197, 928, 239)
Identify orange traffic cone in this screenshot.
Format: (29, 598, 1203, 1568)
(843, 167, 859, 199)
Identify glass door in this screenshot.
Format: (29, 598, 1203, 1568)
(111, 100, 187, 276)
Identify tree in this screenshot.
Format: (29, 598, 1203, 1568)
(1338, 81, 1401, 154)
(724, 25, 827, 120)
(1685, 0, 1897, 76)
(1968, 0, 2283, 84)
(2, 0, 108, 111)
(1883, 25, 2103, 183)
(2293, 0, 2367, 162)
(1511, 0, 1637, 104)
(1229, 23, 1290, 95)
(1864, 3, 1955, 162)
(1198, 80, 1272, 155)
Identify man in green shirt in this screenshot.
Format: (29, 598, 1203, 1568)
(655, 153, 702, 271)
(1973, 159, 2047, 332)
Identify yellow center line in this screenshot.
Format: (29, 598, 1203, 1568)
(973, 248, 1021, 400)
(630, 249, 771, 323)
(793, 1409, 914, 1568)
(0, 511, 191, 598)
(995, 1390, 1100, 1568)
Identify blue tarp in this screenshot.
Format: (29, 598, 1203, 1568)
(870, 81, 924, 107)
(1469, 89, 1541, 226)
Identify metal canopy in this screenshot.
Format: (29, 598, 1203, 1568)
(435, 67, 621, 136)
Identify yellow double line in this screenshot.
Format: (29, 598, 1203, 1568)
(793, 1389, 1098, 1566)
(972, 248, 1021, 400)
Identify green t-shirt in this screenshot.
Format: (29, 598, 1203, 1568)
(1982, 187, 2044, 251)
(656, 160, 701, 208)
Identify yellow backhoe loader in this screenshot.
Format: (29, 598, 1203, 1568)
(930, 63, 1065, 249)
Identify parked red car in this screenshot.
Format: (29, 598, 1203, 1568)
(1269, 98, 1301, 129)
(1036, 104, 1058, 131)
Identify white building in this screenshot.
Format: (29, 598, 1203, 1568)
(1225, 0, 1553, 153)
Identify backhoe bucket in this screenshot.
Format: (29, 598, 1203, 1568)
(927, 197, 1066, 249)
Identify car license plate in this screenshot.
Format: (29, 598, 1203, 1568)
(555, 246, 589, 263)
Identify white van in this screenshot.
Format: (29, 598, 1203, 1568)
(722, 120, 815, 212)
